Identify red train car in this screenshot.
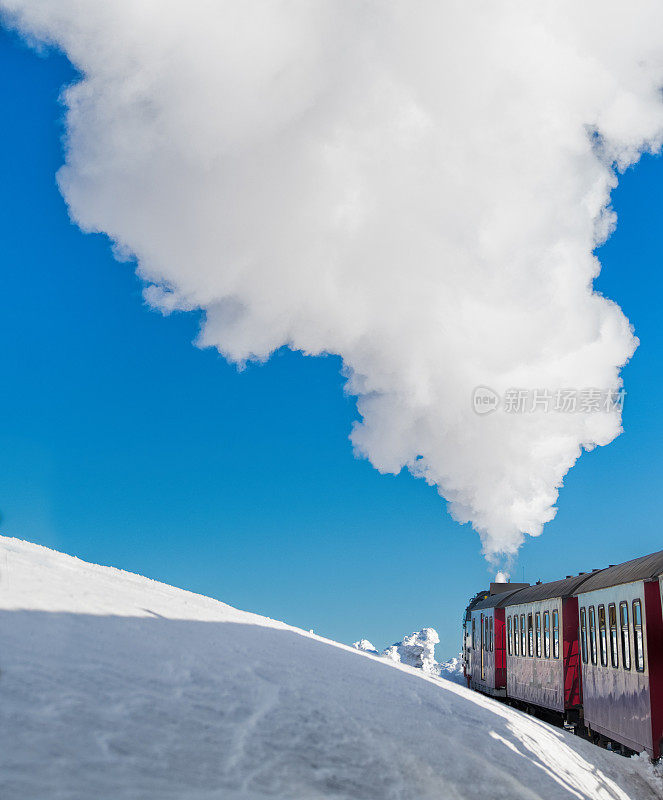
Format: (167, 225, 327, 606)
(469, 583, 528, 696)
(574, 551, 663, 758)
(503, 575, 593, 717)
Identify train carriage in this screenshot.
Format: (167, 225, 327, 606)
(503, 575, 593, 716)
(574, 551, 663, 758)
(469, 583, 527, 696)
(462, 589, 489, 686)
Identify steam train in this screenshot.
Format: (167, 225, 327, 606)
(462, 549, 663, 759)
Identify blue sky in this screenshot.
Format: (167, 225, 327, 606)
(2, 27, 663, 657)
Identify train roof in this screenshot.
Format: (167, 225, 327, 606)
(463, 589, 490, 620)
(573, 550, 663, 594)
(503, 574, 594, 606)
(472, 587, 526, 610)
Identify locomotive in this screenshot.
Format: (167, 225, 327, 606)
(462, 549, 663, 759)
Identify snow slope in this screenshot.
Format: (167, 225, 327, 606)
(1, 537, 661, 800)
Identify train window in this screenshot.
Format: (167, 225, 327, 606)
(620, 602, 631, 670)
(543, 611, 550, 658)
(521, 614, 526, 656)
(514, 615, 519, 656)
(472, 618, 476, 650)
(535, 612, 541, 657)
(598, 605, 608, 667)
(507, 616, 512, 655)
(552, 609, 560, 659)
(589, 606, 597, 665)
(608, 604, 619, 668)
(527, 614, 534, 657)
(633, 600, 645, 672)
(580, 607, 588, 664)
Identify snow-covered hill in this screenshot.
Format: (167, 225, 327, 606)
(1, 536, 661, 800)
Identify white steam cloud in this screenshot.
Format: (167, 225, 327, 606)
(4, 1, 663, 560)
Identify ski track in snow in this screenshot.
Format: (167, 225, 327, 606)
(1, 536, 661, 800)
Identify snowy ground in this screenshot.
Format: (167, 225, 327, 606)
(1, 537, 662, 800)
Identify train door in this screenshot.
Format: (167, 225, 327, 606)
(481, 614, 485, 680)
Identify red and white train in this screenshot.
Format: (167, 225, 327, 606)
(462, 550, 663, 758)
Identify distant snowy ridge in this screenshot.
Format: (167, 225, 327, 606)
(382, 627, 440, 674)
(438, 654, 465, 684)
(351, 638, 378, 654)
(2, 535, 662, 800)
(354, 627, 464, 683)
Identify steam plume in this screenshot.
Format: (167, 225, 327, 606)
(4, 1, 663, 560)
